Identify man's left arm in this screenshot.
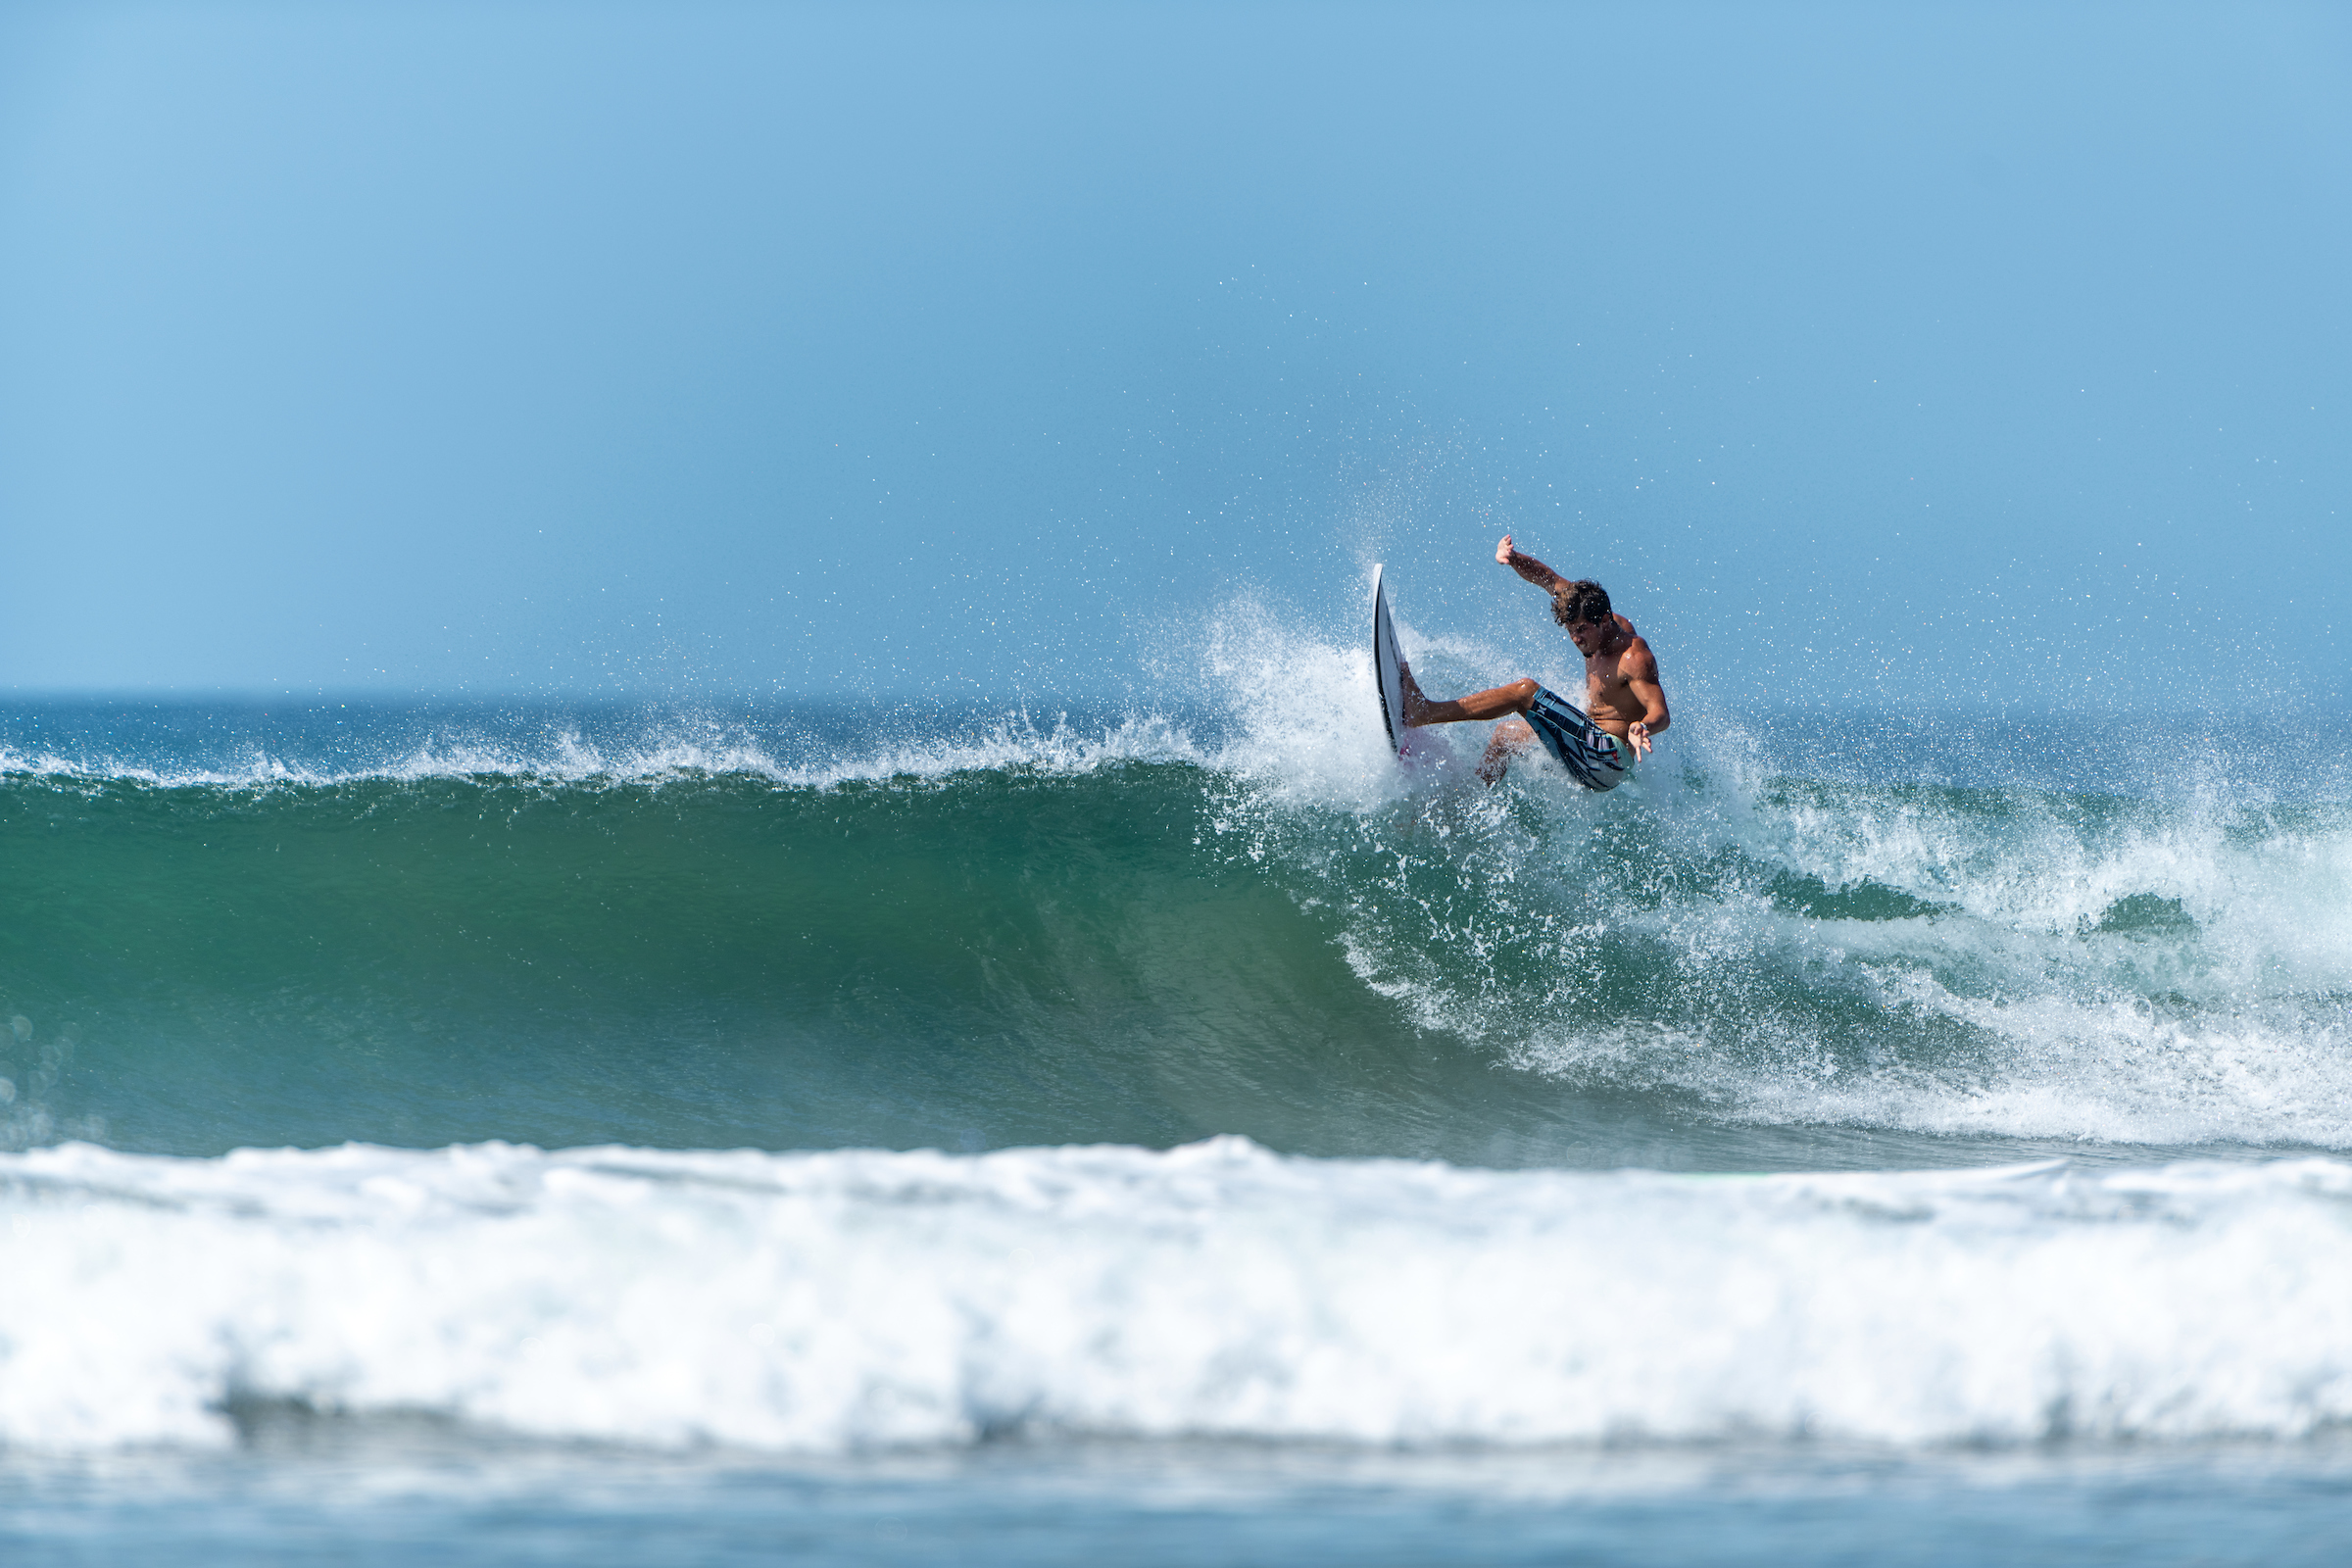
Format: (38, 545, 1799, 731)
(1622, 641, 1670, 759)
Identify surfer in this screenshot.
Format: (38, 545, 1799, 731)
(1399, 536, 1670, 789)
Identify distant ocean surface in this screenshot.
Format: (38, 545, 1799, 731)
(5, 670, 2350, 1563)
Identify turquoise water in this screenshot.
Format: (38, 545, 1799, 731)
(6, 1442, 2349, 1567)
(4, 694, 2349, 1561)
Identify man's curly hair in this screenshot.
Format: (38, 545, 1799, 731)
(1550, 579, 1612, 631)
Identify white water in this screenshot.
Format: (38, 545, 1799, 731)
(1190, 607, 2352, 1151)
(5, 1137, 2349, 1454)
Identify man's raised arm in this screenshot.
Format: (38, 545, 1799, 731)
(1495, 535, 1568, 595)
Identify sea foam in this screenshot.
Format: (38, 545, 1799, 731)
(4, 1138, 2348, 1454)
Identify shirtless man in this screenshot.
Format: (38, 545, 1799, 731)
(1400, 536, 1670, 789)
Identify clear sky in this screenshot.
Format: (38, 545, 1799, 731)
(3, 1, 2345, 710)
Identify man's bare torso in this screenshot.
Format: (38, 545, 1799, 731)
(1582, 613, 1659, 736)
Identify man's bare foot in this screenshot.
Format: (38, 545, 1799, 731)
(1398, 661, 1434, 726)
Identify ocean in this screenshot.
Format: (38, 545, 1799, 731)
(4, 649, 2350, 1563)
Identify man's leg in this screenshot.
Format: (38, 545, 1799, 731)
(1399, 666, 1541, 727)
(1479, 718, 1537, 785)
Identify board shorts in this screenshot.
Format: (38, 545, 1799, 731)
(1523, 685, 1631, 792)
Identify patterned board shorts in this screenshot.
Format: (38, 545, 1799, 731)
(1523, 685, 1631, 792)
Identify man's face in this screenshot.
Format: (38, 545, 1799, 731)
(1568, 613, 1609, 655)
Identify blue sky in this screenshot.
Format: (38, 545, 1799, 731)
(2, 1, 2345, 710)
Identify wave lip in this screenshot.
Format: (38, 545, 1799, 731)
(4, 1138, 2349, 1454)
(0, 707, 1210, 793)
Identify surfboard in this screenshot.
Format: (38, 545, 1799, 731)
(1371, 564, 1410, 758)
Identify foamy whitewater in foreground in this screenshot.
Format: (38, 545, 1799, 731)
(6, 1137, 2351, 1454)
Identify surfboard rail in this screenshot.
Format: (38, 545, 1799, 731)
(1371, 564, 1409, 758)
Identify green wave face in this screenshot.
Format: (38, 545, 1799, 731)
(1, 765, 1461, 1158)
(4, 751, 2349, 1166)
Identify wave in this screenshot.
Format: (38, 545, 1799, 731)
(5, 661, 2351, 1162)
(5, 1137, 2349, 1454)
